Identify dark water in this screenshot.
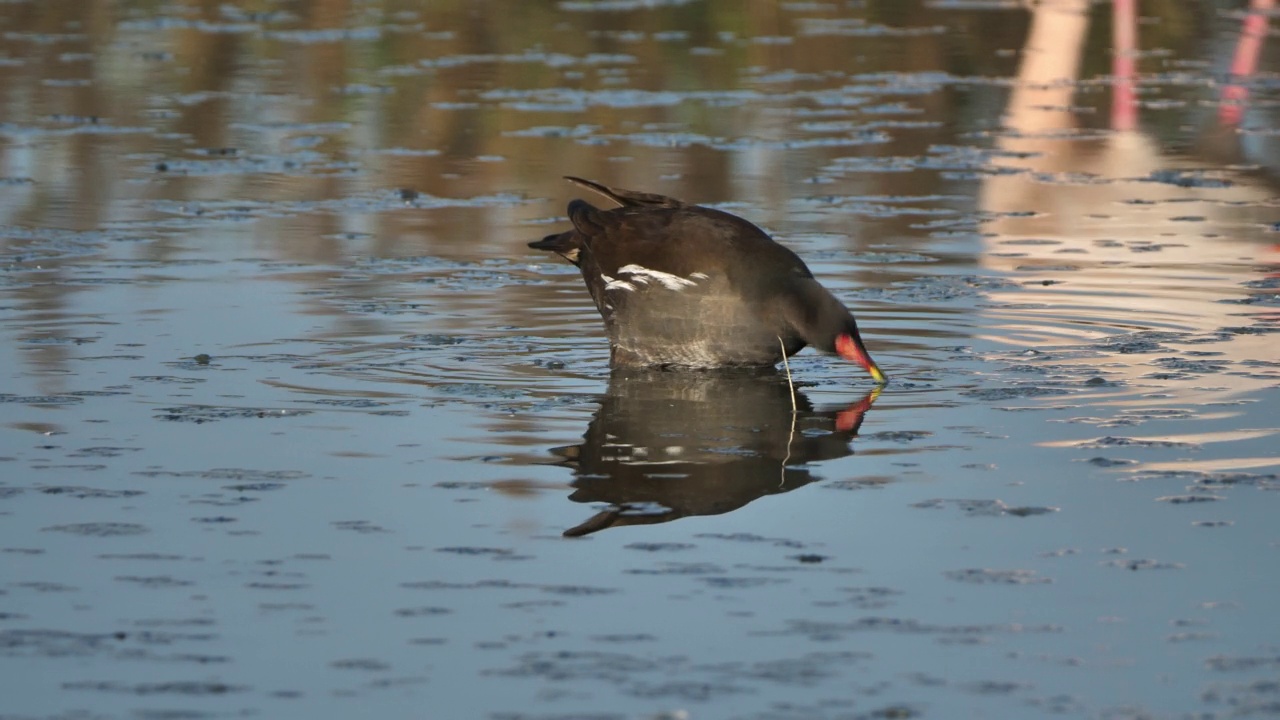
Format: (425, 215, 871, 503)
(1, 1, 1278, 718)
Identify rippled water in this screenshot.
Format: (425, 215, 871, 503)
(1, 2, 1278, 719)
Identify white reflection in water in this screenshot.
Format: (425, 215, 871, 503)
(975, 0, 1279, 479)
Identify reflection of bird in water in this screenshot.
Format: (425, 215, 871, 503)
(529, 177, 886, 383)
(546, 369, 878, 537)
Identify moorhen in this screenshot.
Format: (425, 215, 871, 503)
(529, 177, 887, 383)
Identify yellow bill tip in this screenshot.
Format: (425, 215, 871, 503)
(868, 364, 888, 385)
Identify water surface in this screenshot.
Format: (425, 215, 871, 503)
(1, 2, 1278, 718)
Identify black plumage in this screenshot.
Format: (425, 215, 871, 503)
(529, 177, 886, 382)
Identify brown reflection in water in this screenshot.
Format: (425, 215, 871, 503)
(544, 369, 878, 537)
(0, 2, 1036, 248)
(0, 1, 1267, 380)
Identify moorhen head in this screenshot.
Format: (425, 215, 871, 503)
(529, 177, 886, 383)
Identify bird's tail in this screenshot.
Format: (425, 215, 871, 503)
(564, 176, 682, 208)
(528, 230, 582, 266)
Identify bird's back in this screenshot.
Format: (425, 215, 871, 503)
(561, 201, 811, 366)
(528, 178, 866, 370)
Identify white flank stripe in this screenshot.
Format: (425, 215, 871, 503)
(617, 264, 697, 291)
(601, 274, 636, 292)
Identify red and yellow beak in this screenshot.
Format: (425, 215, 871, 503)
(835, 333, 887, 384)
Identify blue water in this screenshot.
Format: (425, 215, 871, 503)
(1, 2, 1278, 718)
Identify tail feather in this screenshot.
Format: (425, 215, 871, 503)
(566, 198, 608, 235)
(527, 231, 570, 251)
(564, 176, 682, 209)
(528, 230, 583, 266)
(529, 176, 683, 268)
